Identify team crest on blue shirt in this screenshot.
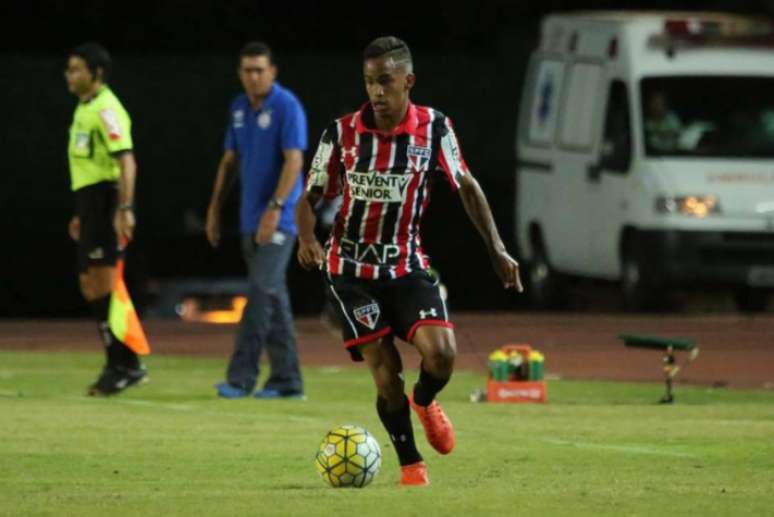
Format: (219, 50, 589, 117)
(407, 145, 431, 172)
(353, 302, 380, 330)
(257, 109, 272, 129)
(233, 110, 244, 128)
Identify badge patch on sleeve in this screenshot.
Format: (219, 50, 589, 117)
(99, 108, 123, 141)
(353, 303, 380, 330)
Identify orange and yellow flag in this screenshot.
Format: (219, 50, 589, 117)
(109, 258, 150, 355)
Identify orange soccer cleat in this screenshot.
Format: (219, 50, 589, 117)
(408, 393, 456, 455)
(400, 461, 430, 486)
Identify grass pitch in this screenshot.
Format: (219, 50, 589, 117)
(0, 350, 773, 516)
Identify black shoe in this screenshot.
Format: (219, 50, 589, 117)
(88, 364, 148, 396)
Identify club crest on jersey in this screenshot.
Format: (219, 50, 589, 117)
(407, 145, 431, 172)
(353, 303, 380, 330)
(257, 109, 272, 129)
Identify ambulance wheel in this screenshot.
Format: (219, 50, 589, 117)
(734, 287, 769, 313)
(621, 239, 660, 311)
(528, 239, 565, 310)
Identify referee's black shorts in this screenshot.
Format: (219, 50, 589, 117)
(324, 269, 453, 361)
(74, 181, 120, 273)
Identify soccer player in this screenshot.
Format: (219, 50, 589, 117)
(207, 42, 307, 399)
(64, 42, 146, 395)
(297, 36, 523, 486)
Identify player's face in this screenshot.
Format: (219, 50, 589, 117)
(364, 56, 414, 120)
(239, 55, 276, 99)
(64, 56, 95, 95)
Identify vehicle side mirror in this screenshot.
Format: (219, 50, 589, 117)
(599, 137, 631, 173)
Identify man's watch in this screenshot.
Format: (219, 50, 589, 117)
(267, 197, 285, 210)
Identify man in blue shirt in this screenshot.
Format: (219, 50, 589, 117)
(206, 41, 307, 399)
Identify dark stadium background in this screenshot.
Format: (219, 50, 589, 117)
(1, 0, 771, 317)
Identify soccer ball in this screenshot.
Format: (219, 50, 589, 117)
(315, 425, 381, 488)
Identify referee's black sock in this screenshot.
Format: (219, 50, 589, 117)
(376, 395, 423, 466)
(412, 363, 451, 407)
(90, 295, 138, 369)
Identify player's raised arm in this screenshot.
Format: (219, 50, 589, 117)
(458, 172, 522, 291)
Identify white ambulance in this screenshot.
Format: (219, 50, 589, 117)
(516, 11, 774, 311)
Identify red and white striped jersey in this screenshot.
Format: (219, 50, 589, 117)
(306, 102, 470, 279)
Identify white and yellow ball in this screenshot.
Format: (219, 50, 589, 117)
(315, 425, 381, 488)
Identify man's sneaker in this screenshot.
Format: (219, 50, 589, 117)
(215, 382, 250, 399)
(400, 461, 430, 486)
(88, 365, 147, 397)
(254, 388, 306, 400)
(408, 393, 456, 455)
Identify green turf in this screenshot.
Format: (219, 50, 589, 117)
(1, 350, 773, 517)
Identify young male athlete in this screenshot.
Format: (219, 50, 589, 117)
(64, 43, 145, 395)
(297, 36, 523, 486)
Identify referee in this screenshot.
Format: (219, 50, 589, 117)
(65, 42, 146, 395)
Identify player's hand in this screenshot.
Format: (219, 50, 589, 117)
(298, 236, 324, 270)
(206, 208, 221, 248)
(492, 249, 523, 292)
(114, 209, 135, 243)
(68, 216, 80, 242)
(256, 208, 280, 245)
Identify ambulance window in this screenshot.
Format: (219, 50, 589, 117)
(601, 80, 631, 173)
(526, 59, 564, 145)
(559, 62, 603, 150)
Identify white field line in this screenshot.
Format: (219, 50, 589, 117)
(62, 396, 194, 412)
(542, 437, 697, 458)
(62, 395, 323, 423)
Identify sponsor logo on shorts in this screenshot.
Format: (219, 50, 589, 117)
(353, 302, 380, 330)
(347, 171, 411, 203)
(419, 308, 438, 319)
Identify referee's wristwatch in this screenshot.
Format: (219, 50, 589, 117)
(267, 197, 285, 210)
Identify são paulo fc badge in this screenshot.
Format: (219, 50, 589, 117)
(353, 303, 380, 330)
(257, 109, 272, 129)
(407, 145, 431, 172)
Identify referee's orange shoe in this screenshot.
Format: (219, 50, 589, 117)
(400, 461, 429, 486)
(408, 393, 456, 455)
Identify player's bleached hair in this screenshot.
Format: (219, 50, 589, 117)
(70, 42, 112, 81)
(363, 36, 413, 73)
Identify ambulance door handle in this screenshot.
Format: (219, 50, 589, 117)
(587, 162, 602, 183)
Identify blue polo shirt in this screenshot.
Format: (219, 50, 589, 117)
(224, 82, 307, 234)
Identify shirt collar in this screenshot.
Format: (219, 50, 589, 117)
(354, 101, 418, 136)
(247, 82, 280, 111)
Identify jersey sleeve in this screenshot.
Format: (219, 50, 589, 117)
(305, 124, 342, 199)
(280, 96, 308, 151)
(98, 102, 132, 153)
(436, 116, 469, 190)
